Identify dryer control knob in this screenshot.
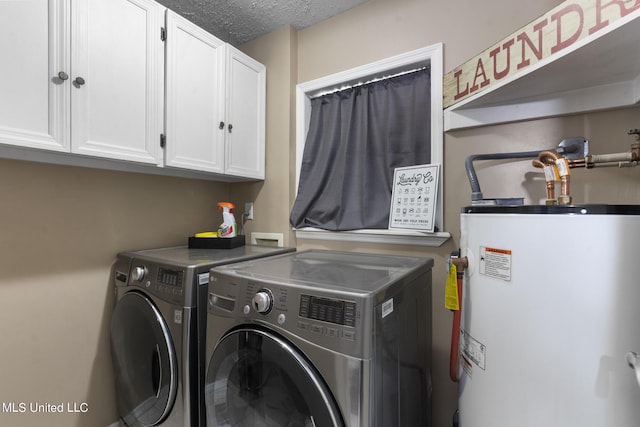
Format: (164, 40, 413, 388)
(132, 266, 146, 282)
(252, 290, 273, 314)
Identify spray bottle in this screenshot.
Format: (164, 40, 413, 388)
(217, 202, 237, 238)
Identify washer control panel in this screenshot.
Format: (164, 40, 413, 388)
(252, 289, 274, 314)
(209, 275, 362, 355)
(299, 295, 356, 327)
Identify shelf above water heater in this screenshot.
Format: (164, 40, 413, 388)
(444, 3, 640, 131)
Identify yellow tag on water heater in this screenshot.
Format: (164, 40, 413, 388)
(445, 262, 459, 311)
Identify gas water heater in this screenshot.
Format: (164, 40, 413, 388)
(457, 204, 640, 426)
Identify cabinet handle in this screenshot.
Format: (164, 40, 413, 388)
(57, 71, 69, 81)
(219, 121, 225, 130)
(228, 124, 233, 133)
(74, 77, 86, 86)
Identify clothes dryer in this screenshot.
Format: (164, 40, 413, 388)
(110, 245, 295, 427)
(205, 249, 434, 427)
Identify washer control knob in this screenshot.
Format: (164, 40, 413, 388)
(252, 289, 273, 314)
(132, 266, 146, 282)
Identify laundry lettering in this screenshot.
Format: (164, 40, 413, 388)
(397, 172, 435, 186)
(443, 0, 640, 107)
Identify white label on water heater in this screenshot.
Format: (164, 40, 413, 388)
(461, 329, 486, 371)
(479, 246, 512, 281)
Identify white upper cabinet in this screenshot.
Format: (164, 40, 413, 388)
(0, 0, 164, 164)
(224, 45, 266, 180)
(0, 0, 264, 180)
(165, 11, 226, 173)
(71, 0, 164, 164)
(0, 0, 69, 152)
(165, 11, 266, 179)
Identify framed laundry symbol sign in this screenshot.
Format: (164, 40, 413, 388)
(388, 164, 440, 232)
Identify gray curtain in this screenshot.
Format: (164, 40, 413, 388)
(290, 68, 431, 231)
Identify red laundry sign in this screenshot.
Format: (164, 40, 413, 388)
(443, 0, 640, 108)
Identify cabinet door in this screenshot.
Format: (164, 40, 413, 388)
(0, 0, 69, 152)
(71, 0, 164, 164)
(165, 11, 226, 173)
(224, 46, 266, 179)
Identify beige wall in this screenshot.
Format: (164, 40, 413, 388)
(0, 159, 228, 426)
(233, 0, 640, 426)
(294, 0, 563, 425)
(234, 26, 299, 247)
(3, 0, 638, 426)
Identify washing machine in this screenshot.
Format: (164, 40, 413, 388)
(204, 249, 434, 427)
(110, 245, 295, 427)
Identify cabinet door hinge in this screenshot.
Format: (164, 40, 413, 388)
(161, 27, 167, 41)
(160, 134, 166, 148)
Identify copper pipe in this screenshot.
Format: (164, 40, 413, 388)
(538, 151, 569, 202)
(556, 157, 572, 204)
(545, 181, 556, 202)
(632, 143, 640, 161)
(538, 150, 561, 165)
(452, 256, 469, 274)
(560, 176, 569, 197)
(568, 158, 586, 168)
(532, 159, 557, 203)
(572, 142, 640, 168)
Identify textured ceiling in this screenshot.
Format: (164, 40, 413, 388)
(156, 0, 370, 46)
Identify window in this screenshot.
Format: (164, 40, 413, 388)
(293, 44, 448, 247)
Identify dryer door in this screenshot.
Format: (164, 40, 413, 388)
(205, 327, 344, 427)
(110, 291, 178, 426)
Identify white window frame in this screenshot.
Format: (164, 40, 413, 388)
(294, 43, 450, 247)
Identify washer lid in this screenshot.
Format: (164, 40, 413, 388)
(211, 249, 433, 294)
(110, 292, 177, 426)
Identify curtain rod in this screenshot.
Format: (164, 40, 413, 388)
(311, 66, 429, 99)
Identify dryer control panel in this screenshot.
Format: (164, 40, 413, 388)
(128, 261, 185, 305)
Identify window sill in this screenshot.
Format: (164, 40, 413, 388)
(293, 227, 450, 247)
